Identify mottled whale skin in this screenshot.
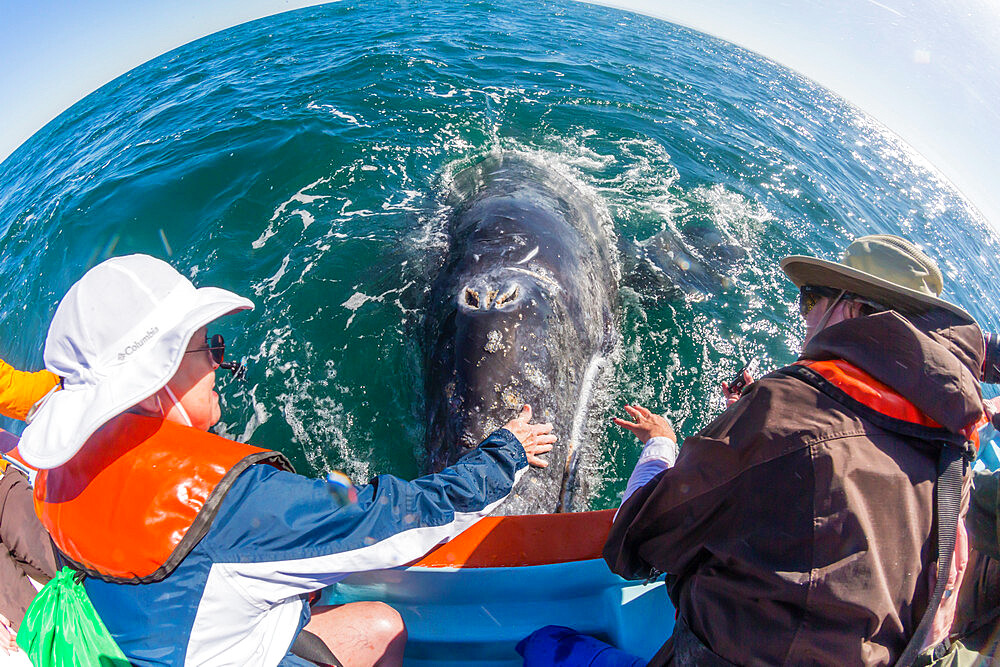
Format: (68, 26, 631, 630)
(424, 154, 617, 514)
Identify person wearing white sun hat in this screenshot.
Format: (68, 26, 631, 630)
(18, 254, 554, 667)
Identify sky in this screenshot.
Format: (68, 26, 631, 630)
(1, 0, 999, 228)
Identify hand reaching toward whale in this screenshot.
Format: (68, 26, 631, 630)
(614, 404, 676, 443)
(502, 405, 556, 468)
(616, 405, 679, 504)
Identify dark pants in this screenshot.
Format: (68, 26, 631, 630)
(0, 467, 57, 629)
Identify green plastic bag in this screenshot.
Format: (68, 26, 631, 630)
(16, 567, 130, 666)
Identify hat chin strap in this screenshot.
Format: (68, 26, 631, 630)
(813, 289, 847, 334)
(161, 384, 193, 428)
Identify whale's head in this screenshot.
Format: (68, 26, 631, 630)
(425, 261, 567, 468)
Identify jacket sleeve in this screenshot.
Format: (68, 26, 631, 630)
(0, 468, 58, 584)
(200, 428, 527, 602)
(603, 382, 775, 581)
(619, 436, 678, 509)
(0, 359, 59, 421)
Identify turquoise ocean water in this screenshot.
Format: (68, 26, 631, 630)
(1, 0, 998, 510)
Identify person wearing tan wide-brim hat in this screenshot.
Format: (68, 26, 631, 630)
(606, 234, 985, 664)
(711, 234, 977, 406)
(781, 233, 974, 323)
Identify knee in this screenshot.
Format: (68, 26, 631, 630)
(304, 601, 407, 665)
(366, 601, 407, 645)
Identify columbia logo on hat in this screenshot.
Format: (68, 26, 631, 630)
(117, 327, 160, 362)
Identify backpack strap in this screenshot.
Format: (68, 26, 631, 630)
(894, 445, 966, 666)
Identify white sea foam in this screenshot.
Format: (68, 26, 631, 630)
(236, 323, 371, 481)
(253, 254, 290, 296)
(306, 101, 368, 127)
(214, 382, 271, 444)
(424, 84, 458, 98)
(692, 183, 773, 248)
(336, 199, 377, 219)
(252, 177, 332, 249)
(341, 281, 417, 328)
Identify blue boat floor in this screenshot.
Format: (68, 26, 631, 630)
(322, 558, 674, 666)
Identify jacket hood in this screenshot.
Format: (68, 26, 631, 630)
(801, 309, 984, 435)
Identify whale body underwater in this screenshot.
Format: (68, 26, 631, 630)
(424, 155, 618, 514)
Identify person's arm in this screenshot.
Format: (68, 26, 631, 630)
(170, 428, 538, 664)
(0, 359, 59, 421)
(0, 468, 58, 584)
(621, 437, 678, 506)
(604, 389, 768, 582)
(613, 405, 679, 505)
(202, 427, 530, 602)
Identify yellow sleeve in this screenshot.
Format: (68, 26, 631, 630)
(0, 358, 60, 421)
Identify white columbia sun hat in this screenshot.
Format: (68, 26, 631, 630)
(17, 254, 254, 469)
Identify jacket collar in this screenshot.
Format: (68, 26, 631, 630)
(801, 310, 983, 435)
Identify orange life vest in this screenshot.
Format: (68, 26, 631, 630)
(33, 413, 292, 583)
(796, 359, 980, 444)
(798, 359, 942, 427)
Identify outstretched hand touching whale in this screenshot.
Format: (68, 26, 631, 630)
(502, 405, 555, 468)
(613, 404, 676, 443)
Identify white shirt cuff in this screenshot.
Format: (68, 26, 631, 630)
(639, 436, 679, 467)
(618, 436, 679, 511)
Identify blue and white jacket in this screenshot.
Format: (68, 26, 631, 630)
(82, 428, 526, 665)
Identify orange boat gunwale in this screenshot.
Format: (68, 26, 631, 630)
(412, 509, 615, 568)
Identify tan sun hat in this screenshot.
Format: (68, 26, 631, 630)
(780, 234, 972, 322)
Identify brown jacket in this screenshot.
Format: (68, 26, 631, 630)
(604, 310, 984, 666)
(0, 467, 58, 629)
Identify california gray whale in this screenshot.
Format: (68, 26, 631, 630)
(424, 154, 617, 514)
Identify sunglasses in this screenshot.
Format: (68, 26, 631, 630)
(185, 334, 246, 380)
(798, 285, 888, 318)
(798, 285, 840, 318)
